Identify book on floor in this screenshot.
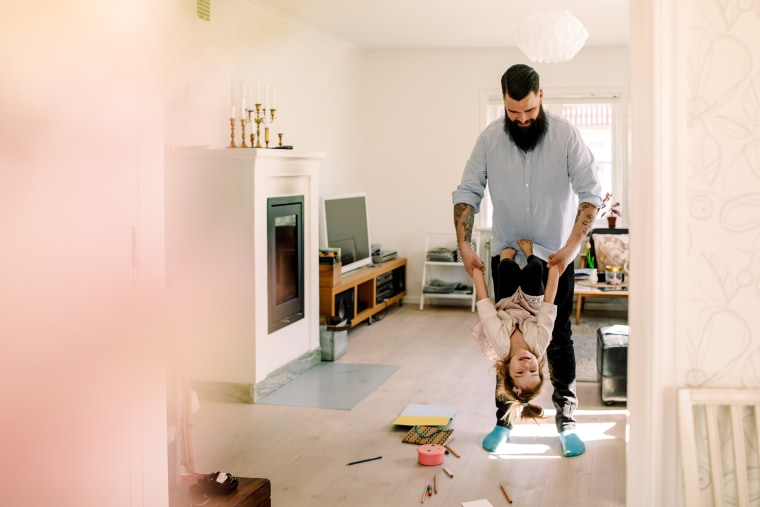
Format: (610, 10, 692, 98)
(392, 403, 458, 426)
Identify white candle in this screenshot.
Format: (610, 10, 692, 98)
(272, 86, 276, 109)
(231, 74, 239, 113)
(241, 82, 247, 111)
(231, 105, 236, 119)
(265, 83, 270, 109)
(257, 80, 262, 104)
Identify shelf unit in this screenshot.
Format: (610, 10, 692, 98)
(419, 231, 479, 312)
(319, 257, 406, 328)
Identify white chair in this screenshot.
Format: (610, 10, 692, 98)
(678, 388, 760, 507)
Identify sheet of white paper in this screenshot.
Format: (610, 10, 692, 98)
(399, 403, 458, 419)
(606, 324, 630, 335)
(461, 500, 494, 507)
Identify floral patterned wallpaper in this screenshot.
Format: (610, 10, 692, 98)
(684, 0, 760, 388)
(682, 1, 760, 504)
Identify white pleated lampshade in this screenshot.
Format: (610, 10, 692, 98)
(515, 9, 589, 63)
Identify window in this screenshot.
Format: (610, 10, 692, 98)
(477, 92, 626, 230)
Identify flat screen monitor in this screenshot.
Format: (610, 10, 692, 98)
(320, 193, 372, 274)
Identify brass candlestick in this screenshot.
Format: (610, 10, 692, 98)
(254, 104, 264, 148)
(246, 108, 255, 147)
(228, 117, 237, 148)
(278, 133, 283, 147)
(252, 104, 277, 148)
(240, 116, 249, 148)
(265, 108, 276, 148)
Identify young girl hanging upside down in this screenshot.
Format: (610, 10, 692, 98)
(470, 239, 560, 426)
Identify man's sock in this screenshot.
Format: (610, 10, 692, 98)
(482, 425, 510, 451)
(559, 429, 585, 457)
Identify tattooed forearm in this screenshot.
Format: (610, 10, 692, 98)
(574, 202, 599, 236)
(454, 203, 475, 244)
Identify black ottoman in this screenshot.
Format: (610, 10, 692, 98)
(596, 325, 629, 405)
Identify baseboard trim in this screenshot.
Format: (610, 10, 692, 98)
(192, 379, 255, 404)
(191, 349, 322, 404)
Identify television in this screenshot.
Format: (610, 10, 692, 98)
(320, 193, 373, 274)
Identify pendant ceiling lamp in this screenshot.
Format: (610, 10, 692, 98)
(515, 8, 589, 63)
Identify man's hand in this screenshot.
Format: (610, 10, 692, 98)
(460, 244, 485, 277)
(547, 244, 576, 275)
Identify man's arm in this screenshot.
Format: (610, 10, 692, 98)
(547, 201, 598, 274)
(454, 203, 485, 276)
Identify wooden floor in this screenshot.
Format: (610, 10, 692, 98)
(188, 303, 627, 506)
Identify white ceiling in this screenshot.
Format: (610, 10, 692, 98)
(249, 0, 629, 50)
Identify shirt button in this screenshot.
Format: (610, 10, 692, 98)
(525, 184, 529, 187)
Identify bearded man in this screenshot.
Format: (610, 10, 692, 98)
(452, 63, 604, 457)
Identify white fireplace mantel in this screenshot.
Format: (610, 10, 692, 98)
(166, 148, 323, 400)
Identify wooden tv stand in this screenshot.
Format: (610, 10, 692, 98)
(319, 257, 406, 328)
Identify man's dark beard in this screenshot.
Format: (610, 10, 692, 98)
(503, 106, 548, 152)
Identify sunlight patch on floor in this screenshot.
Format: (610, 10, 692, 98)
(485, 420, 619, 458)
(575, 408, 630, 416)
(510, 421, 618, 441)
(488, 451, 561, 460)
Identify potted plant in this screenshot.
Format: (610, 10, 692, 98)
(585, 248, 598, 284)
(599, 192, 621, 228)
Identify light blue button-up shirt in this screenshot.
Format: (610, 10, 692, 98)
(453, 110, 603, 263)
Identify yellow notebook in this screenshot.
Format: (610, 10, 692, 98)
(392, 403, 457, 426)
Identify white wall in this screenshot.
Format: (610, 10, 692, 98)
(163, 0, 363, 195)
(359, 47, 629, 301)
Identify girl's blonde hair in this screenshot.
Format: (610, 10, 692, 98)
(495, 355, 547, 426)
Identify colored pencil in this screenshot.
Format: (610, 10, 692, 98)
(444, 444, 460, 458)
(499, 482, 513, 504)
(346, 456, 382, 466)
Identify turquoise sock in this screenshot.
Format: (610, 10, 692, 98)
(482, 425, 510, 451)
(559, 429, 585, 457)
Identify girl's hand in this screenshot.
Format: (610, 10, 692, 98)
(547, 245, 574, 275)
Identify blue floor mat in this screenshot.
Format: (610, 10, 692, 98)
(258, 362, 400, 410)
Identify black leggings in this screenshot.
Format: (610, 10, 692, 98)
(494, 255, 545, 300)
(490, 254, 577, 432)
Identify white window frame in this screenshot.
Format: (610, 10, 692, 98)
(476, 87, 629, 230)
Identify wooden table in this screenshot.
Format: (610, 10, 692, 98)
(574, 282, 629, 325)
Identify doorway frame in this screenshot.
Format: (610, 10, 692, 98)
(628, 0, 687, 505)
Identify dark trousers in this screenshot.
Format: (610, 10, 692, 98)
(495, 255, 545, 300)
(490, 254, 578, 432)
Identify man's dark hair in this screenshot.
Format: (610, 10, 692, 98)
(501, 64, 540, 100)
